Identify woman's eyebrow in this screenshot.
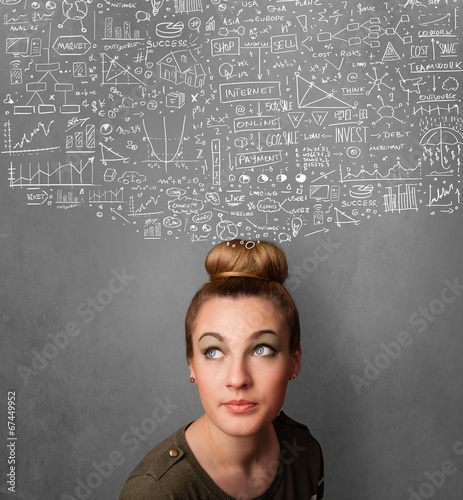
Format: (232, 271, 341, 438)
(198, 330, 279, 343)
(198, 332, 225, 342)
(250, 329, 279, 340)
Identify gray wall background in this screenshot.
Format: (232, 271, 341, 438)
(1, 202, 463, 499)
(1, 0, 463, 498)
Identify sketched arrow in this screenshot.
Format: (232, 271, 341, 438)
(304, 227, 329, 237)
(228, 152, 234, 171)
(26, 188, 49, 205)
(257, 48, 263, 79)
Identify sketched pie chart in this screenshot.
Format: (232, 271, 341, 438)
(100, 123, 113, 135)
(219, 63, 234, 79)
(346, 146, 361, 159)
(156, 22, 184, 38)
(349, 184, 374, 199)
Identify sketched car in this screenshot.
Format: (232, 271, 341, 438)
(117, 171, 146, 184)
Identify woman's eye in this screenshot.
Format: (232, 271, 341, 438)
(205, 348, 224, 359)
(253, 345, 275, 357)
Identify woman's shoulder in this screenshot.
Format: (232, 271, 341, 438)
(274, 411, 320, 440)
(273, 411, 323, 462)
(119, 424, 192, 500)
(273, 411, 324, 497)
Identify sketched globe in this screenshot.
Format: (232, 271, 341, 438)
(216, 220, 238, 240)
(61, 0, 90, 31)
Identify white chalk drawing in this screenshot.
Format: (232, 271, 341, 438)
(59, 0, 92, 33)
(1, 0, 461, 242)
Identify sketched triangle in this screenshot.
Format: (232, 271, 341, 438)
(288, 112, 305, 128)
(382, 42, 401, 62)
(335, 207, 360, 225)
(296, 74, 353, 109)
(311, 111, 328, 126)
(102, 53, 147, 86)
(100, 143, 130, 162)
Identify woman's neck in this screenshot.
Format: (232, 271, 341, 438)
(188, 413, 279, 472)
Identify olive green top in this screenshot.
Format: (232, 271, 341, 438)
(119, 411, 324, 499)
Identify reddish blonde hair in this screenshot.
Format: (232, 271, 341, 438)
(185, 239, 300, 361)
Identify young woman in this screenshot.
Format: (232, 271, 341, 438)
(120, 239, 324, 499)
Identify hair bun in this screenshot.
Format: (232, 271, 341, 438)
(205, 239, 288, 284)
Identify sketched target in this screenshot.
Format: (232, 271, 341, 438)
(346, 146, 361, 159)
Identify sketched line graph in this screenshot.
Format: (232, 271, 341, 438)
(427, 183, 461, 209)
(88, 188, 124, 203)
(128, 194, 163, 216)
(3, 13, 29, 25)
(8, 158, 95, 187)
(142, 115, 197, 172)
(2, 119, 60, 155)
(340, 157, 422, 183)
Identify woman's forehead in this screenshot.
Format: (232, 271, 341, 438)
(192, 296, 288, 339)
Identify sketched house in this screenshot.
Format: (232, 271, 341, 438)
(157, 50, 206, 88)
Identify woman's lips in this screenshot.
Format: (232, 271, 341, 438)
(223, 401, 257, 414)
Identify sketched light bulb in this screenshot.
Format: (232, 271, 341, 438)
(151, 0, 164, 15)
(291, 217, 303, 237)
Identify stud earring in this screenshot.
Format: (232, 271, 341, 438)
(290, 374, 297, 381)
(190, 377, 195, 383)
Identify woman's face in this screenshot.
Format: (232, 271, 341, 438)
(189, 296, 301, 438)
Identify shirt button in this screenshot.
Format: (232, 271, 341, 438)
(169, 448, 179, 458)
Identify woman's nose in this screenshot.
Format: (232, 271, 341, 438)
(226, 357, 252, 390)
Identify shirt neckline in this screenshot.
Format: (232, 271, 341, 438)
(176, 413, 286, 500)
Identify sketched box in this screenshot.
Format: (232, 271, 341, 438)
(235, 137, 248, 148)
(317, 32, 331, 42)
(166, 92, 185, 108)
(104, 168, 117, 182)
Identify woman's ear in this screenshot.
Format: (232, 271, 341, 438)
(291, 344, 302, 377)
(189, 359, 196, 381)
